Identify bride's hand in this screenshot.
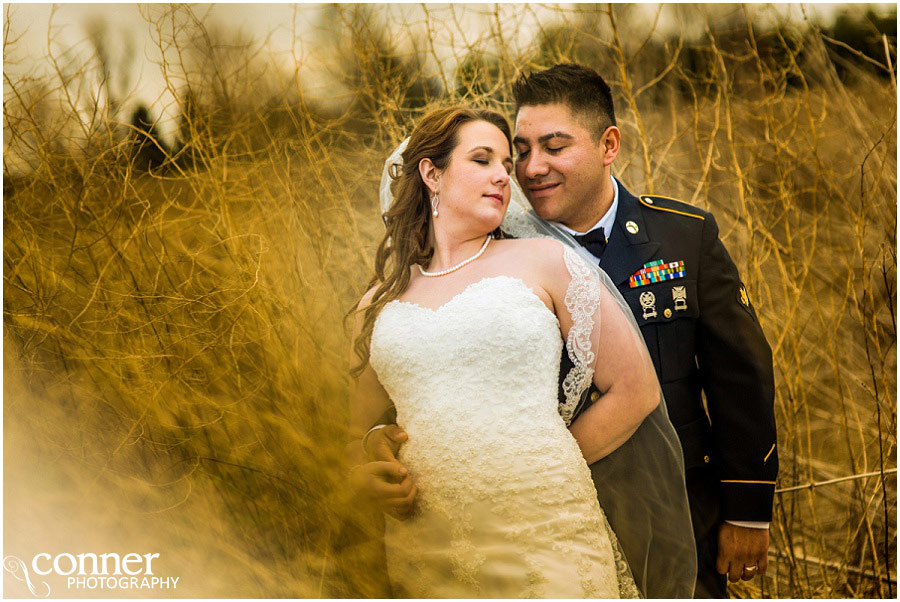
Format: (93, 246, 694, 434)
(365, 424, 408, 462)
(350, 461, 418, 519)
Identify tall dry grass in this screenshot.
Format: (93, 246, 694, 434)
(3, 4, 896, 598)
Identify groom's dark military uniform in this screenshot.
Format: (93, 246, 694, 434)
(563, 179, 777, 598)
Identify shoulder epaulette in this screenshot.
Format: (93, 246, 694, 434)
(638, 194, 706, 221)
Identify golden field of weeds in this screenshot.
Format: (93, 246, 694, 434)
(3, 4, 896, 598)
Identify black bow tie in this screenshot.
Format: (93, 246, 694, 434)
(573, 227, 607, 258)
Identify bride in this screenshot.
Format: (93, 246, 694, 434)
(347, 106, 693, 598)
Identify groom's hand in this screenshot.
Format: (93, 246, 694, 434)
(365, 424, 408, 463)
(350, 461, 418, 519)
(716, 523, 769, 583)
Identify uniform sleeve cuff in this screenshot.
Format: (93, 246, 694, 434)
(720, 480, 776, 521)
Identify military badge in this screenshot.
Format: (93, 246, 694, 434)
(739, 285, 750, 307)
(672, 286, 687, 311)
(736, 284, 758, 320)
(629, 259, 686, 288)
(639, 291, 657, 319)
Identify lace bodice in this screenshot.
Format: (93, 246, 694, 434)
(370, 275, 638, 598)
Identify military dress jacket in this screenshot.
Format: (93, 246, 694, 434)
(563, 179, 778, 523)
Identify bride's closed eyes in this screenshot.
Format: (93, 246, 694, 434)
(474, 158, 513, 175)
(468, 150, 512, 174)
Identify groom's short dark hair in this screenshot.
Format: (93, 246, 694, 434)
(512, 63, 616, 139)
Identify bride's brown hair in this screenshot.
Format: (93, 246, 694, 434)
(351, 106, 512, 375)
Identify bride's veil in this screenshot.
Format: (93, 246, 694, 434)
(380, 139, 697, 598)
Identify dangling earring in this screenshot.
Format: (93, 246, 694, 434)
(431, 191, 440, 217)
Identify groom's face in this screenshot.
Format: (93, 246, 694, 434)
(513, 103, 608, 232)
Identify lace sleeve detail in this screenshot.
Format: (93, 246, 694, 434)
(560, 246, 603, 426)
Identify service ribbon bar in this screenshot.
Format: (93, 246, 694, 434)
(629, 259, 686, 288)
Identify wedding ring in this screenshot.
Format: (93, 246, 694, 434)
(742, 564, 758, 573)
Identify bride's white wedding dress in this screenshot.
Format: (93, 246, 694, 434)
(370, 273, 639, 598)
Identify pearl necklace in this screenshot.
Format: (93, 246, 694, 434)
(419, 235, 492, 277)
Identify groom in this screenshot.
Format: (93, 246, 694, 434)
(361, 63, 778, 598)
(510, 63, 777, 598)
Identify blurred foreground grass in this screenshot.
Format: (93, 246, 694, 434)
(3, 4, 896, 598)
